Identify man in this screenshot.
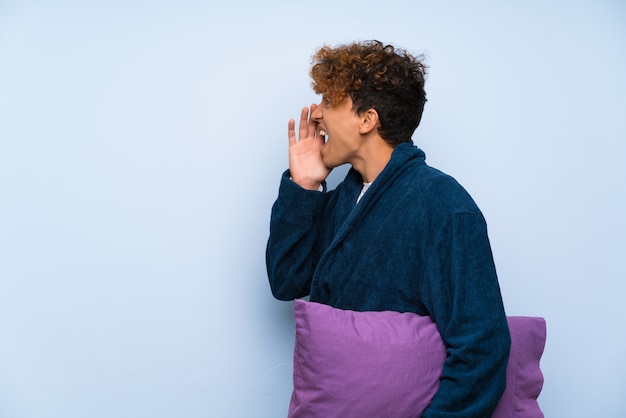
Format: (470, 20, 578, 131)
(266, 40, 511, 417)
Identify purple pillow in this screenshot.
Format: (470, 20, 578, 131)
(289, 300, 546, 418)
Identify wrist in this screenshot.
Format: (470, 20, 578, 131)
(290, 176, 323, 191)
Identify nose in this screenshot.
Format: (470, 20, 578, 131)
(311, 102, 323, 121)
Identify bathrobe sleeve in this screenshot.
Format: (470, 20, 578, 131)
(421, 212, 511, 418)
(266, 170, 328, 300)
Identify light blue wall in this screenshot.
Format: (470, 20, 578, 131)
(1, 1, 625, 417)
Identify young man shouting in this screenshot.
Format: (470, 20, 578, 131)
(266, 40, 511, 417)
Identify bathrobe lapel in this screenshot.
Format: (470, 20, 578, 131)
(312, 143, 425, 295)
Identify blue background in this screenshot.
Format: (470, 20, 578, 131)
(1, 1, 625, 417)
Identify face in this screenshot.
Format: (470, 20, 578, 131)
(311, 96, 364, 169)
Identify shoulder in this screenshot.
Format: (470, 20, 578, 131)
(403, 162, 481, 215)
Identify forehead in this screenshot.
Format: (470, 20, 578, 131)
(322, 94, 351, 107)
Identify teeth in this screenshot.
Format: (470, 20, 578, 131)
(320, 130, 327, 136)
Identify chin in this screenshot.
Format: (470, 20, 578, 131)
(321, 156, 339, 170)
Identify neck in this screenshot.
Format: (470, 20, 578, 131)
(351, 135, 395, 183)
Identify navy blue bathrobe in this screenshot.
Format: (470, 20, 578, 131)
(266, 142, 511, 417)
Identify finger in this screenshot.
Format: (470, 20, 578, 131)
(288, 119, 296, 146)
(298, 107, 309, 140)
(308, 103, 318, 139)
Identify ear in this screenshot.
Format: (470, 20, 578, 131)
(359, 109, 380, 135)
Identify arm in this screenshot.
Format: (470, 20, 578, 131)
(422, 212, 511, 418)
(266, 104, 332, 300)
(266, 172, 327, 300)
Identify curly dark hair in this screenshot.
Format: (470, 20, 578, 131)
(310, 40, 428, 146)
